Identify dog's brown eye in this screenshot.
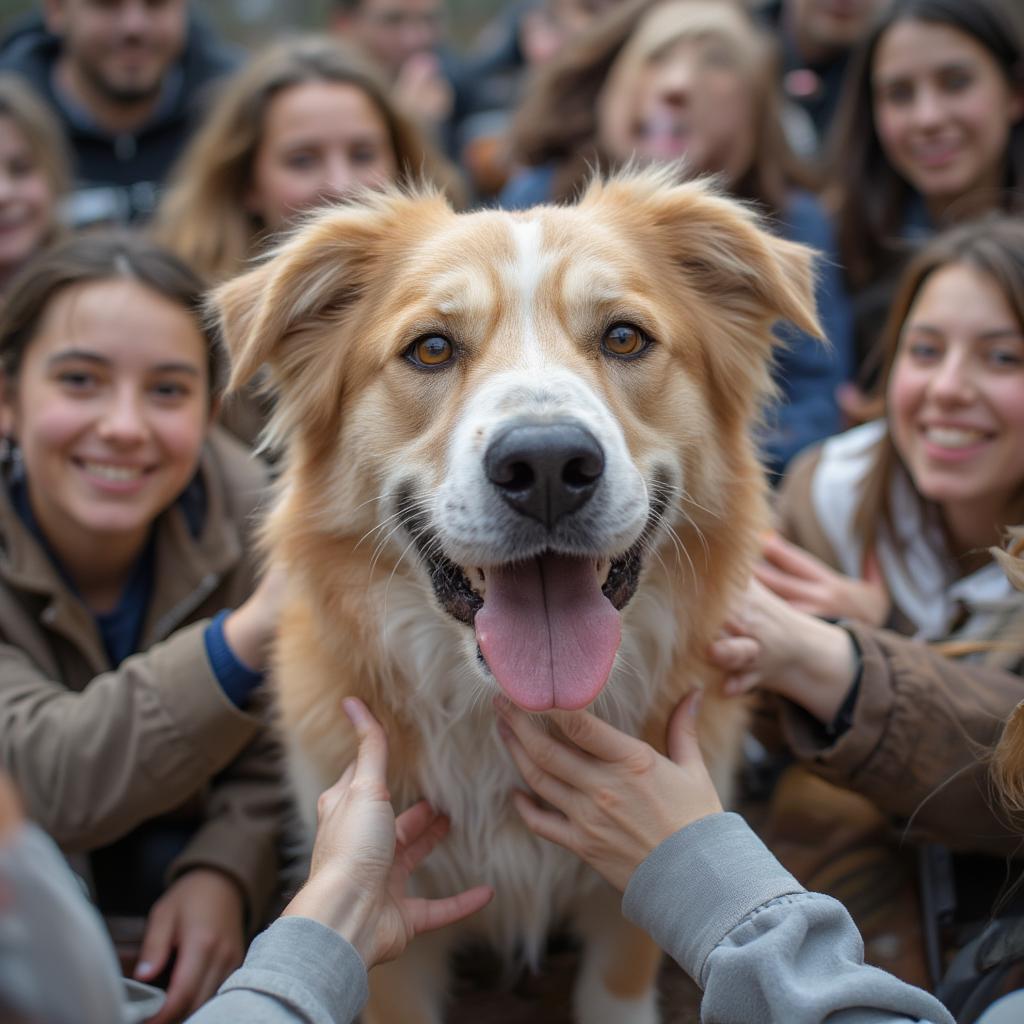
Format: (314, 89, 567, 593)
(408, 335, 454, 368)
(602, 324, 649, 358)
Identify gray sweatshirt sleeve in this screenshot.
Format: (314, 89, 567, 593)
(623, 812, 956, 1024)
(186, 917, 369, 1024)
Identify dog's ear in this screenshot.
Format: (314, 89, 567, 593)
(209, 201, 394, 394)
(585, 170, 822, 343)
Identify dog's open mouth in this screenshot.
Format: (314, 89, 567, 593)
(396, 484, 667, 712)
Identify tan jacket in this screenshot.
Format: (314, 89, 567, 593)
(0, 427, 284, 926)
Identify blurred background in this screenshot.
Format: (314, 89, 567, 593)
(0, 0, 509, 47)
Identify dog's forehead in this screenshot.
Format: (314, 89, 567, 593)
(406, 206, 640, 312)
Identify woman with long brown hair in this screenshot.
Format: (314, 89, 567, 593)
(502, 0, 853, 475)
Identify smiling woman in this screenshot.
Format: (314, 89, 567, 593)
(0, 233, 287, 1023)
(827, 0, 1024, 393)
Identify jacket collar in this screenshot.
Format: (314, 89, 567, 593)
(0, 442, 242, 671)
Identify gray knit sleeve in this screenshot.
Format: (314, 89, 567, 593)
(623, 812, 955, 1024)
(186, 917, 369, 1024)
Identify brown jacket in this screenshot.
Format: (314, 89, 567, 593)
(773, 623, 1024, 856)
(0, 427, 284, 926)
(771, 441, 1024, 854)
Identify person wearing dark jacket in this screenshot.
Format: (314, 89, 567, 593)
(0, 2, 238, 227)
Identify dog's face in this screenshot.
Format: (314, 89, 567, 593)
(213, 170, 819, 713)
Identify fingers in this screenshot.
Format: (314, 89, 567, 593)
(147, 939, 204, 1024)
(343, 697, 388, 789)
(753, 560, 819, 604)
(405, 883, 494, 940)
(666, 690, 703, 765)
(542, 706, 641, 763)
(496, 711, 579, 813)
(708, 635, 760, 672)
(511, 789, 577, 850)
(395, 802, 451, 873)
(761, 533, 831, 580)
(134, 904, 175, 983)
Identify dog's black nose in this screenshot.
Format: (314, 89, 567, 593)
(485, 422, 604, 529)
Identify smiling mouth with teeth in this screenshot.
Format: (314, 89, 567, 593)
(76, 459, 148, 481)
(394, 479, 669, 711)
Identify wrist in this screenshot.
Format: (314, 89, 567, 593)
(776, 617, 858, 724)
(222, 604, 272, 673)
(283, 871, 376, 966)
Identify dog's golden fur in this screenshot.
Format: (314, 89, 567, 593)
(211, 168, 820, 1023)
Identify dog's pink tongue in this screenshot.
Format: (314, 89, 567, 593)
(475, 554, 621, 711)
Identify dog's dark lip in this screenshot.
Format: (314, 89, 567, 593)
(395, 474, 671, 627)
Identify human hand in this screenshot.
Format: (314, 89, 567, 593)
(134, 868, 245, 1023)
(283, 698, 493, 968)
(223, 563, 287, 673)
(755, 533, 889, 626)
(709, 578, 859, 724)
(495, 693, 722, 892)
(393, 52, 454, 126)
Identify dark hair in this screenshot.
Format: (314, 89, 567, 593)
(0, 232, 226, 400)
(509, 0, 810, 214)
(853, 216, 1024, 556)
(830, 0, 1024, 291)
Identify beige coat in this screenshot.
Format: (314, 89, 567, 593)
(0, 427, 284, 927)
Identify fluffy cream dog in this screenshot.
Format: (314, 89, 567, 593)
(211, 168, 820, 1024)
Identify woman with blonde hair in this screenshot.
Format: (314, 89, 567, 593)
(155, 36, 464, 445)
(154, 35, 464, 285)
(0, 73, 70, 291)
(503, 0, 853, 475)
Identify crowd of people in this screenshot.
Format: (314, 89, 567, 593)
(0, 0, 1023, 1021)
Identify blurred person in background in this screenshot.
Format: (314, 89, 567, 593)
(757, 0, 886, 159)
(154, 35, 464, 447)
(0, 0, 238, 227)
(456, 0, 625, 198)
(329, 0, 466, 154)
(0, 73, 70, 293)
(828, 0, 1024, 418)
(503, 0, 853, 476)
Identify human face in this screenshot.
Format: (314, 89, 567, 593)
(2, 278, 211, 564)
(248, 81, 399, 233)
(888, 263, 1024, 542)
(598, 25, 757, 182)
(0, 117, 56, 283)
(346, 0, 444, 77)
(786, 0, 884, 56)
(45, 0, 187, 105)
(873, 20, 1024, 214)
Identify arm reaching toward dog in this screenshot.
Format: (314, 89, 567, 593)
(499, 695, 955, 1024)
(186, 698, 492, 1024)
(283, 697, 494, 967)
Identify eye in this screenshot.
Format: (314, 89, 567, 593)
(406, 334, 455, 369)
(602, 323, 650, 359)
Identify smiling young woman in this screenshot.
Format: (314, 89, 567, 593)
(827, 0, 1024, 392)
(0, 233, 287, 1024)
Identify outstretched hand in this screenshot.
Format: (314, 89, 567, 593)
(755, 533, 889, 626)
(283, 698, 493, 968)
(496, 693, 722, 892)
